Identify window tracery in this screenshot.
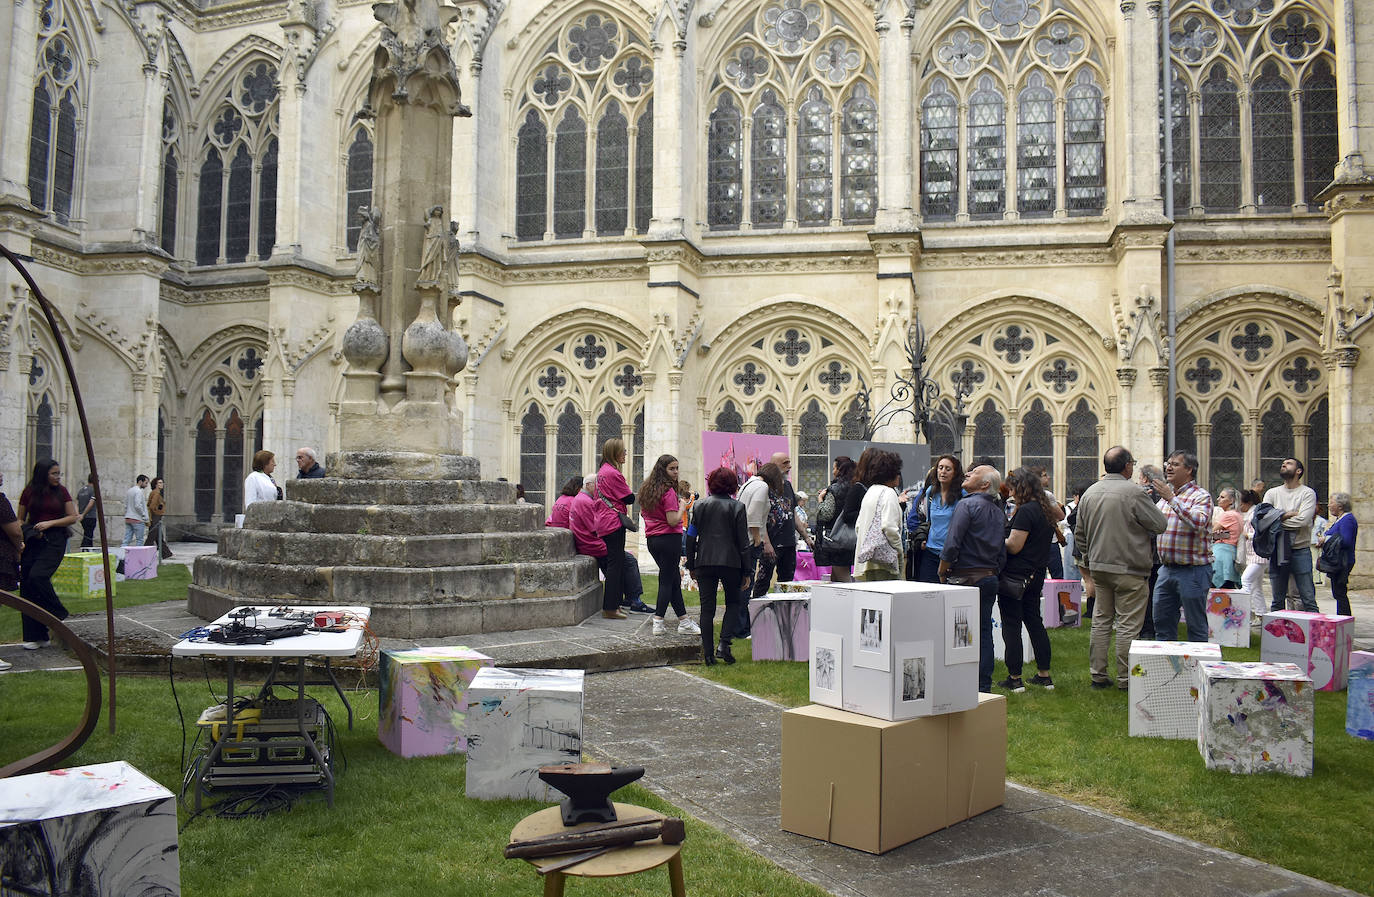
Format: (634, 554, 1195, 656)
(28, 0, 82, 225)
(706, 1, 877, 230)
(190, 341, 267, 521)
(195, 61, 280, 265)
(514, 10, 653, 242)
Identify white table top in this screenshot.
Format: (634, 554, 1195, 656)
(171, 605, 371, 658)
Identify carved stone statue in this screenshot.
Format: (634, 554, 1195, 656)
(417, 205, 447, 287)
(444, 218, 462, 303)
(354, 206, 381, 290)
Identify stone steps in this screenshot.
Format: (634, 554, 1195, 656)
(242, 500, 544, 536)
(217, 527, 574, 568)
(284, 478, 516, 506)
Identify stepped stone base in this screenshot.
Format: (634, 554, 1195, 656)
(187, 457, 605, 638)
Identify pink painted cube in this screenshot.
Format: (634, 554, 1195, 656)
(123, 545, 159, 580)
(1260, 611, 1355, 691)
(1205, 589, 1250, 648)
(1041, 579, 1083, 628)
(793, 551, 823, 582)
(378, 647, 494, 757)
(749, 595, 810, 661)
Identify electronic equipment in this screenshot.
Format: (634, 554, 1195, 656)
(206, 616, 309, 645)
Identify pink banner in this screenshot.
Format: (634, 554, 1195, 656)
(700, 431, 791, 487)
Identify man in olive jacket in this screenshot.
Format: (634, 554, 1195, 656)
(1074, 446, 1167, 689)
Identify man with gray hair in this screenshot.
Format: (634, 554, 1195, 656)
(939, 464, 1007, 694)
(1075, 446, 1167, 688)
(1148, 449, 1214, 642)
(295, 447, 325, 479)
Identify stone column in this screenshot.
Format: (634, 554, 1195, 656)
(133, 63, 168, 243)
(0, 4, 38, 202)
(874, 4, 914, 231)
(1118, 1, 1165, 219)
(648, 27, 688, 237)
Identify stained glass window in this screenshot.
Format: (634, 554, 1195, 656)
(257, 138, 277, 260)
(595, 102, 629, 235)
(596, 402, 622, 454)
(928, 399, 958, 458)
(635, 103, 653, 234)
(225, 145, 253, 263)
(1306, 398, 1328, 504)
(28, 30, 80, 225)
(798, 399, 829, 498)
(796, 86, 832, 226)
(972, 399, 1006, 473)
(157, 408, 167, 483)
(27, 84, 52, 214)
(756, 399, 784, 435)
(1199, 64, 1241, 212)
(1172, 396, 1198, 457)
(1163, 75, 1191, 212)
(752, 90, 787, 228)
(1210, 398, 1245, 496)
(1021, 399, 1053, 473)
(840, 84, 877, 224)
(715, 400, 744, 433)
(968, 76, 1006, 218)
(195, 410, 216, 522)
(1301, 60, 1338, 204)
(1065, 70, 1105, 215)
(33, 394, 54, 468)
(221, 409, 244, 522)
(553, 107, 587, 239)
(707, 94, 743, 229)
(633, 407, 645, 485)
(1250, 63, 1293, 211)
(195, 64, 278, 266)
(840, 397, 867, 441)
(520, 404, 548, 506)
(1065, 399, 1099, 495)
(921, 80, 959, 220)
(345, 128, 373, 251)
(196, 150, 223, 266)
(161, 148, 179, 256)
(1259, 398, 1294, 486)
(1017, 73, 1055, 216)
(556, 403, 584, 497)
(516, 111, 547, 241)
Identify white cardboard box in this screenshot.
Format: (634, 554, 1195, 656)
(1196, 661, 1314, 776)
(1260, 610, 1355, 690)
(809, 580, 979, 720)
(1127, 640, 1223, 739)
(1205, 588, 1250, 647)
(464, 667, 584, 800)
(0, 760, 180, 894)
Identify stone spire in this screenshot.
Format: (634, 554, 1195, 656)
(339, 0, 472, 477)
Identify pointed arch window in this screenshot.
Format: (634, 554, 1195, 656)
(841, 84, 877, 223)
(157, 408, 168, 481)
(345, 127, 374, 251)
(596, 402, 623, 453)
(520, 404, 548, 506)
(1306, 398, 1328, 502)
(553, 108, 587, 239)
(1020, 399, 1053, 472)
(194, 410, 217, 522)
(221, 409, 245, 522)
(972, 399, 1006, 473)
(1199, 65, 1241, 212)
(1065, 399, 1099, 492)
(715, 400, 744, 433)
(796, 86, 833, 226)
(751, 90, 787, 228)
(1017, 73, 1056, 217)
(516, 111, 548, 241)
(195, 62, 280, 266)
(921, 79, 959, 220)
(632, 408, 645, 485)
(635, 103, 654, 234)
(596, 103, 630, 235)
(798, 399, 829, 497)
(1301, 60, 1338, 204)
(33, 394, 55, 467)
(28, 17, 81, 226)
(928, 400, 958, 458)
(1065, 70, 1106, 214)
(755, 399, 784, 435)
(1250, 63, 1293, 210)
(968, 76, 1006, 218)
(1210, 398, 1245, 495)
(1172, 396, 1199, 457)
(840, 397, 867, 441)
(556, 402, 584, 496)
(160, 102, 181, 255)
(708, 94, 745, 229)
(1259, 398, 1294, 485)
(1164, 74, 1192, 212)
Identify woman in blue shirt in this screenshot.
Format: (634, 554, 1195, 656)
(1321, 492, 1357, 617)
(908, 454, 964, 583)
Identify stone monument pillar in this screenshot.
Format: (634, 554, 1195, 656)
(338, 0, 471, 478)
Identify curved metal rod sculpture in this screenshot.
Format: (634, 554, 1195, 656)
(0, 241, 119, 748)
(0, 589, 103, 777)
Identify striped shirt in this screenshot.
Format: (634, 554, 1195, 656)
(1156, 480, 1214, 567)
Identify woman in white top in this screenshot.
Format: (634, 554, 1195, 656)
(853, 449, 904, 581)
(243, 450, 281, 508)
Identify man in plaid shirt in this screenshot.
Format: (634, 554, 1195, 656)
(1147, 450, 1214, 642)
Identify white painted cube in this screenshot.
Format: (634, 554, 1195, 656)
(464, 667, 584, 800)
(809, 581, 979, 720)
(1196, 661, 1314, 776)
(1205, 589, 1250, 647)
(1127, 640, 1223, 739)
(990, 601, 1035, 664)
(0, 761, 180, 894)
(1260, 611, 1355, 690)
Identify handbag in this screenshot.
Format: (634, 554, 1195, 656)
(1316, 532, 1345, 575)
(825, 511, 857, 554)
(998, 571, 1029, 600)
(597, 492, 638, 532)
(856, 491, 899, 570)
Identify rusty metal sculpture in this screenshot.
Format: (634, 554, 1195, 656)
(0, 242, 117, 775)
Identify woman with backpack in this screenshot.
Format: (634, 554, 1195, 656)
(812, 456, 857, 583)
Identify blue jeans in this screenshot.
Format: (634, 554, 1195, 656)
(1269, 546, 1319, 613)
(122, 520, 146, 548)
(1153, 563, 1211, 642)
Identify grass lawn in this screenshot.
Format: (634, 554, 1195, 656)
(691, 610, 1374, 895)
(1, 561, 195, 643)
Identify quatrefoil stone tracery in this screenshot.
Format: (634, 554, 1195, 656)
(1184, 357, 1223, 393)
(773, 329, 812, 366)
(1282, 357, 1320, 394)
(951, 360, 986, 394)
(725, 46, 770, 90)
(1041, 359, 1079, 393)
(734, 363, 766, 395)
(538, 366, 567, 397)
(977, 0, 1042, 39)
(993, 326, 1034, 364)
(761, 0, 822, 55)
(1231, 323, 1274, 363)
(938, 30, 988, 77)
(614, 364, 643, 397)
(573, 334, 606, 370)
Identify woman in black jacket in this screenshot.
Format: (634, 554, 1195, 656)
(812, 456, 857, 581)
(685, 466, 753, 665)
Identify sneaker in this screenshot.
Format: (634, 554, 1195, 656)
(601, 609, 628, 620)
(21, 641, 49, 650)
(677, 618, 701, 635)
(0, 658, 11, 671)
(997, 676, 1026, 693)
(1028, 674, 1055, 690)
(651, 617, 667, 635)
(624, 600, 655, 614)
(1090, 679, 1113, 690)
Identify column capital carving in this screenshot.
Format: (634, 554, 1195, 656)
(1148, 367, 1169, 389)
(1117, 367, 1138, 387)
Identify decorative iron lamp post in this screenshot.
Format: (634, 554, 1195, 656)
(857, 318, 973, 457)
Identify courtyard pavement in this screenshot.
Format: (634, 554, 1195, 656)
(1, 541, 1370, 896)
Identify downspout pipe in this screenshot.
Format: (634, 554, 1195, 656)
(1161, 0, 1178, 453)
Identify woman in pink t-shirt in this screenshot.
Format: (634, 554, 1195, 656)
(545, 475, 583, 528)
(597, 438, 635, 616)
(639, 455, 700, 636)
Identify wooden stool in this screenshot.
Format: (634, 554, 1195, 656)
(510, 802, 686, 897)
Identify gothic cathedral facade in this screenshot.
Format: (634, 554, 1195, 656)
(3, 0, 1373, 576)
